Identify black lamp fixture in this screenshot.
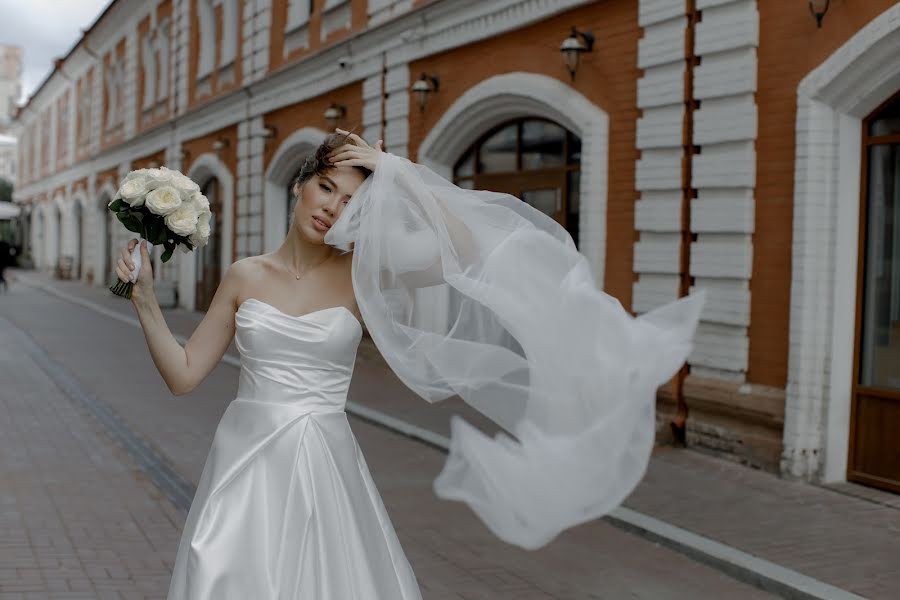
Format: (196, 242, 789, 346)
(560, 26, 594, 82)
(212, 138, 230, 153)
(809, 0, 830, 28)
(324, 103, 346, 129)
(411, 73, 440, 112)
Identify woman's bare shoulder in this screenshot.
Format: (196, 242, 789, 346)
(225, 255, 272, 304)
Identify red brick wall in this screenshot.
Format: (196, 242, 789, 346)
(749, 0, 899, 387)
(408, 1, 640, 305)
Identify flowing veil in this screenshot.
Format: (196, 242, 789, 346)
(324, 152, 706, 550)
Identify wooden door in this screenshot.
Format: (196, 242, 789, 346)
(850, 91, 900, 493)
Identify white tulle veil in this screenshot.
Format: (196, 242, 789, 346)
(323, 152, 706, 550)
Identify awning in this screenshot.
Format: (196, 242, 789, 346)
(0, 202, 21, 220)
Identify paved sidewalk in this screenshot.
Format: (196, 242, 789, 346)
(0, 272, 777, 599)
(6, 269, 900, 598)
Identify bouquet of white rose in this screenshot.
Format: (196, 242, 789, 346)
(108, 165, 211, 299)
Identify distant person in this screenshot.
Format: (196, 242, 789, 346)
(0, 240, 10, 293)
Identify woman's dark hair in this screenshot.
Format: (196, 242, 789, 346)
(292, 131, 372, 190)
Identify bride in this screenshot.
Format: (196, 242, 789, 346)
(116, 129, 705, 598)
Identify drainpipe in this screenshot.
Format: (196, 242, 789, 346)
(670, 0, 700, 445)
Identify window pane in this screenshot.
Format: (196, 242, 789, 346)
(568, 132, 582, 163)
(478, 124, 517, 173)
(859, 143, 900, 390)
(521, 120, 565, 169)
(870, 99, 900, 137)
(566, 170, 580, 248)
(455, 149, 475, 178)
(522, 188, 560, 219)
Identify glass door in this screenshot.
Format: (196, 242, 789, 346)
(851, 91, 900, 492)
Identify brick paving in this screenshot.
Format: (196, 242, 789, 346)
(4, 269, 892, 598)
(0, 319, 181, 599)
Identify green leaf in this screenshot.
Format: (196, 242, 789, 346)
(147, 217, 167, 245)
(120, 214, 142, 234)
(108, 199, 125, 212)
(161, 246, 174, 262)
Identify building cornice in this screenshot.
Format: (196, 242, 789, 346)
(15, 0, 594, 199)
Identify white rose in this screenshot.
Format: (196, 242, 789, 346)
(145, 185, 183, 216)
(164, 203, 200, 236)
(122, 168, 148, 183)
(173, 174, 201, 200)
(189, 212, 211, 247)
(119, 176, 150, 207)
(144, 167, 175, 190)
(186, 190, 210, 214)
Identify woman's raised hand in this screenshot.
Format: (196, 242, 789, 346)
(116, 238, 154, 298)
(328, 128, 384, 171)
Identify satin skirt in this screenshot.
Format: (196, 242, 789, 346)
(166, 398, 422, 599)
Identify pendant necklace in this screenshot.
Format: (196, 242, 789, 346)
(284, 254, 333, 281)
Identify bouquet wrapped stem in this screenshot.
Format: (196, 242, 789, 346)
(108, 166, 211, 299)
(109, 238, 155, 299)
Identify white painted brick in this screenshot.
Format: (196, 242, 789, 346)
(636, 148, 682, 191)
(385, 65, 410, 93)
(384, 118, 408, 149)
(693, 94, 757, 145)
(639, 0, 686, 27)
(691, 278, 750, 326)
(250, 193, 262, 214)
(363, 100, 382, 127)
(634, 233, 682, 274)
(637, 104, 684, 149)
(693, 47, 757, 99)
(693, 140, 755, 188)
(363, 75, 382, 100)
(635, 196, 682, 232)
(638, 17, 686, 69)
(695, 0, 759, 55)
(384, 92, 409, 120)
(691, 188, 755, 233)
(633, 273, 681, 313)
(690, 321, 749, 372)
(638, 62, 685, 109)
(690, 234, 752, 278)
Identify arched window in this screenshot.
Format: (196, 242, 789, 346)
(453, 117, 582, 247)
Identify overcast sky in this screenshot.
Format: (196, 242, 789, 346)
(0, 0, 112, 105)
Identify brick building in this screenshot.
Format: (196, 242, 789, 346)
(9, 0, 900, 493)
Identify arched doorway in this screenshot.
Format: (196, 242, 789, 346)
(263, 127, 328, 253)
(851, 90, 900, 492)
(453, 117, 582, 248)
(195, 177, 222, 312)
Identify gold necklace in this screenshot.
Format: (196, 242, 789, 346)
(283, 254, 333, 281)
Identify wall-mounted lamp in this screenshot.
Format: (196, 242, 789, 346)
(324, 103, 346, 129)
(251, 125, 277, 139)
(560, 26, 595, 82)
(411, 73, 440, 112)
(212, 138, 230, 153)
(808, 0, 830, 28)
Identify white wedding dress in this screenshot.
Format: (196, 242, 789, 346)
(166, 297, 422, 599)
